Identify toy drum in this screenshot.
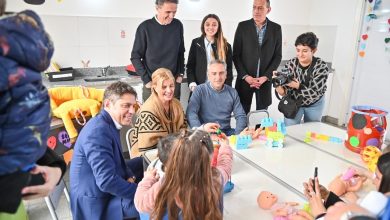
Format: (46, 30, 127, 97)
(345, 105, 388, 153)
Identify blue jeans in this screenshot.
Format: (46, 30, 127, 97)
(284, 96, 325, 126)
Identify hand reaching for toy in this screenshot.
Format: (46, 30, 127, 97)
(252, 127, 264, 139)
(240, 127, 264, 139)
(144, 168, 159, 183)
(211, 133, 229, 146)
(203, 123, 220, 133)
(240, 127, 252, 135)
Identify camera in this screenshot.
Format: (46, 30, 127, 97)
(271, 69, 294, 88)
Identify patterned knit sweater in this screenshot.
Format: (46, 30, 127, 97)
(284, 57, 329, 106)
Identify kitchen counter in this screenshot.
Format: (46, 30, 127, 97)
(43, 66, 144, 127)
(42, 66, 143, 89)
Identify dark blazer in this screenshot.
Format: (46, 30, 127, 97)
(186, 36, 233, 86)
(233, 18, 282, 108)
(70, 110, 137, 220)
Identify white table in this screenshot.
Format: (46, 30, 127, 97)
(224, 155, 305, 220)
(232, 132, 375, 199)
(286, 122, 366, 169)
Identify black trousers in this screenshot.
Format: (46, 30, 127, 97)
(236, 81, 270, 114)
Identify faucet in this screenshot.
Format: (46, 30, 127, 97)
(102, 65, 110, 77)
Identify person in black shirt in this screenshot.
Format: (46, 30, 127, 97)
(186, 14, 233, 93)
(131, 0, 185, 102)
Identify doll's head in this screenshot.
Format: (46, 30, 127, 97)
(257, 191, 278, 209)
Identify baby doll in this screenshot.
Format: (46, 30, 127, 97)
(257, 191, 300, 220)
(328, 167, 367, 202)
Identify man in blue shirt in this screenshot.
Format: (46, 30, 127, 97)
(187, 60, 247, 136)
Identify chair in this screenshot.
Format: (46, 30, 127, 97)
(125, 127, 157, 170)
(125, 128, 135, 158)
(44, 178, 70, 220)
(143, 149, 158, 165)
(247, 109, 270, 128)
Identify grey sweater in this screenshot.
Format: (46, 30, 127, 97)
(187, 82, 247, 134)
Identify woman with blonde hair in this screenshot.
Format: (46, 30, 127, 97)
(130, 68, 186, 157)
(186, 14, 233, 92)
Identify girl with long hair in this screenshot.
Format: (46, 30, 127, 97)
(135, 129, 232, 220)
(186, 14, 233, 92)
(154, 129, 230, 220)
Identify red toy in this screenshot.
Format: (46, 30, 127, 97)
(211, 140, 220, 167)
(345, 106, 387, 153)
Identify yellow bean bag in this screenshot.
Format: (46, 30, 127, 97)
(48, 86, 104, 112)
(53, 99, 101, 140)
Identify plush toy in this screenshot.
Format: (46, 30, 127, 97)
(49, 86, 104, 141)
(49, 86, 104, 111)
(361, 146, 382, 172)
(52, 99, 101, 140)
(257, 191, 300, 220)
(328, 167, 367, 202)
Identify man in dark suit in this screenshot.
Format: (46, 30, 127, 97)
(70, 82, 143, 220)
(233, 0, 282, 114)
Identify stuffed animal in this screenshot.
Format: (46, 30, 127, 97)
(52, 99, 101, 140)
(49, 87, 104, 141)
(49, 86, 104, 111)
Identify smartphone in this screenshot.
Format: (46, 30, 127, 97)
(313, 167, 318, 193)
(22, 173, 45, 197)
(28, 173, 45, 186)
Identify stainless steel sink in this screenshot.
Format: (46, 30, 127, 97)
(84, 77, 119, 82)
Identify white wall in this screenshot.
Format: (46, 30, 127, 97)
(6, 0, 365, 125)
(6, 0, 310, 23)
(308, 0, 365, 125)
(7, 0, 314, 67)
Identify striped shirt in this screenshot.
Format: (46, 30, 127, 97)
(284, 57, 329, 106)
